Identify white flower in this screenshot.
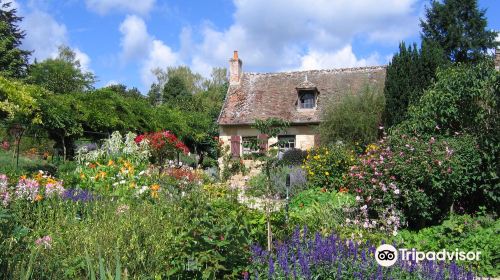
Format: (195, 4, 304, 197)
(346, 218, 351, 223)
(355, 196, 361, 201)
(394, 189, 400, 195)
(392, 230, 398, 236)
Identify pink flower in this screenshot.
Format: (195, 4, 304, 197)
(35, 235, 52, 249)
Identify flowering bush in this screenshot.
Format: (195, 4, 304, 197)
(134, 130, 189, 167)
(344, 140, 404, 236)
(387, 133, 483, 228)
(76, 132, 150, 165)
(345, 133, 484, 231)
(303, 144, 356, 190)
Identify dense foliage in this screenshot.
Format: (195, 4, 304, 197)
(398, 212, 500, 277)
(303, 145, 355, 190)
(383, 41, 447, 127)
(0, 0, 30, 78)
(319, 84, 384, 146)
(421, 0, 498, 63)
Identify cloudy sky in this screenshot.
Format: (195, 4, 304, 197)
(9, 0, 500, 93)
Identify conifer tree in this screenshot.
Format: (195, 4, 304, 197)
(0, 0, 31, 78)
(421, 0, 498, 63)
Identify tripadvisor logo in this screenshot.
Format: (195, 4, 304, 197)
(375, 244, 398, 267)
(374, 244, 481, 267)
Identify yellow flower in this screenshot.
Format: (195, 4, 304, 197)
(80, 173, 85, 179)
(47, 178, 57, 184)
(129, 182, 136, 189)
(35, 194, 43, 202)
(151, 184, 160, 192)
(151, 191, 158, 199)
(325, 171, 329, 176)
(107, 159, 114, 166)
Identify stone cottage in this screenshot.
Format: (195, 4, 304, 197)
(217, 51, 386, 157)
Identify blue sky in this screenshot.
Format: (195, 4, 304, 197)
(10, 0, 500, 93)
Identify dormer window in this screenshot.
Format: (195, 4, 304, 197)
(296, 75, 318, 110)
(299, 90, 316, 109)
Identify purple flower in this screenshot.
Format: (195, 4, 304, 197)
(62, 189, 94, 202)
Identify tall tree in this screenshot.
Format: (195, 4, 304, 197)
(105, 83, 143, 99)
(162, 75, 191, 106)
(421, 0, 498, 63)
(383, 41, 447, 127)
(28, 45, 96, 94)
(0, 0, 31, 78)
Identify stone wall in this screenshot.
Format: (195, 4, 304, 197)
(219, 124, 317, 154)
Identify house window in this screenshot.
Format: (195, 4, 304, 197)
(299, 91, 316, 109)
(242, 136, 259, 154)
(278, 135, 296, 151)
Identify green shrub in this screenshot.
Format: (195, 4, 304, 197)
(397, 212, 500, 277)
(396, 62, 499, 213)
(303, 144, 355, 190)
(280, 148, 307, 166)
(388, 133, 484, 228)
(318, 83, 384, 147)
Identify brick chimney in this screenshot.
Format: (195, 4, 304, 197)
(495, 48, 500, 71)
(229, 50, 242, 85)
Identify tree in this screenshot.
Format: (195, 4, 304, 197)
(0, 0, 30, 78)
(421, 0, 498, 63)
(105, 83, 143, 99)
(147, 66, 206, 106)
(162, 75, 191, 106)
(0, 75, 44, 124)
(383, 41, 447, 127)
(320, 83, 385, 147)
(38, 94, 83, 160)
(28, 45, 96, 94)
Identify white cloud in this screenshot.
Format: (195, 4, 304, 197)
(187, 0, 421, 73)
(105, 80, 120, 87)
(74, 48, 92, 72)
(17, 3, 93, 73)
(85, 0, 156, 15)
(298, 45, 380, 70)
(21, 10, 67, 60)
(140, 40, 180, 87)
(118, 16, 181, 89)
(119, 15, 152, 62)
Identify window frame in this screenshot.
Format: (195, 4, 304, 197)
(298, 90, 317, 109)
(277, 135, 296, 151)
(241, 136, 260, 155)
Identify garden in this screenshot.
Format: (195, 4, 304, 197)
(1, 0, 499, 279)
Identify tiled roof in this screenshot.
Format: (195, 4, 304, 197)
(218, 66, 386, 125)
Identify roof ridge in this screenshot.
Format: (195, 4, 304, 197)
(244, 65, 387, 76)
